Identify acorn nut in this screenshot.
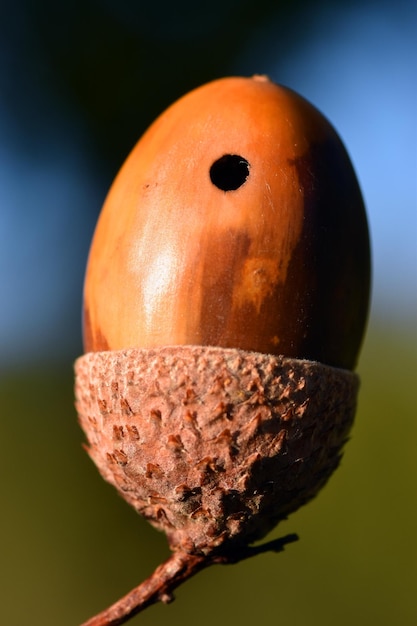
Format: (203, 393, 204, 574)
(75, 75, 371, 626)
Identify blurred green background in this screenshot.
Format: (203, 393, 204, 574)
(1, 1, 416, 625)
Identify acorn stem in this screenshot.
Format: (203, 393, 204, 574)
(80, 534, 299, 626)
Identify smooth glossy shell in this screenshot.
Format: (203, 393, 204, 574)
(83, 75, 370, 370)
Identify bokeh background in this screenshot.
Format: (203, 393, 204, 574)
(1, 1, 416, 625)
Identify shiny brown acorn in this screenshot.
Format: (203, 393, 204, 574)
(75, 76, 370, 626)
(82, 75, 369, 369)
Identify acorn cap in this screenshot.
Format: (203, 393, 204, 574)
(75, 345, 358, 555)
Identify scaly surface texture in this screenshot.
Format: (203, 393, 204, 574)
(75, 346, 358, 555)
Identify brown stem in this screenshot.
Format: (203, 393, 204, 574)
(80, 533, 299, 626)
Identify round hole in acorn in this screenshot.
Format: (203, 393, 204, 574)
(209, 154, 250, 191)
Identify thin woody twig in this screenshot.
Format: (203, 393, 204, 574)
(80, 533, 299, 626)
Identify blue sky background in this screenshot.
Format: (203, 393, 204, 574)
(0, 0, 416, 370)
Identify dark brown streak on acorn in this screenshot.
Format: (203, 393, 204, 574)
(198, 228, 251, 347)
(84, 306, 110, 353)
(289, 138, 371, 369)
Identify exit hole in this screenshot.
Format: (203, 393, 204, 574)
(210, 154, 250, 191)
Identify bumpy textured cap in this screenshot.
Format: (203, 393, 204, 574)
(75, 345, 358, 555)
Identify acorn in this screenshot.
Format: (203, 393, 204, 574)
(75, 75, 370, 625)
